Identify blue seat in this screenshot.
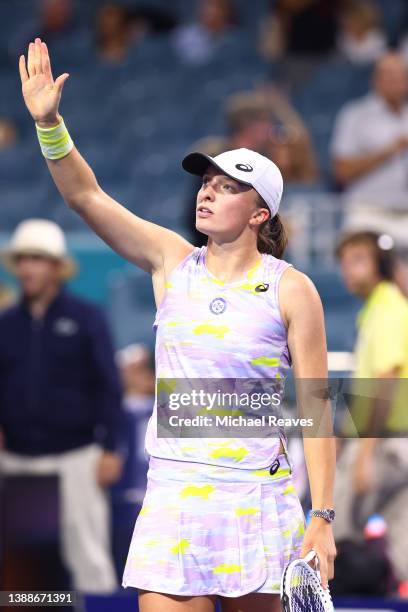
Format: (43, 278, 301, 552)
(51, 205, 86, 231)
(107, 267, 156, 349)
(0, 143, 44, 182)
(99, 181, 149, 216)
(0, 180, 54, 229)
(304, 269, 360, 352)
(375, 0, 407, 41)
(125, 36, 178, 74)
(75, 142, 126, 182)
(46, 27, 95, 70)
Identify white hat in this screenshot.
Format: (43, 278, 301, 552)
(182, 147, 283, 216)
(3, 219, 76, 279)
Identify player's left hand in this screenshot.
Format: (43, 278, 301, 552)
(300, 519, 337, 589)
(95, 450, 123, 487)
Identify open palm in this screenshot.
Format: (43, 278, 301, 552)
(19, 37, 69, 124)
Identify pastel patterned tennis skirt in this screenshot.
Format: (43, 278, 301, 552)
(122, 453, 305, 597)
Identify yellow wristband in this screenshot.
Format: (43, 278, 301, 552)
(36, 116, 74, 160)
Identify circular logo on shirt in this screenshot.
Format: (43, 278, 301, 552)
(235, 163, 253, 172)
(210, 297, 227, 315)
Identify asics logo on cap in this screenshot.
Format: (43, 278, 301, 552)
(235, 163, 253, 172)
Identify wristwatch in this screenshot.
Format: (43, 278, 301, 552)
(310, 508, 335, 523)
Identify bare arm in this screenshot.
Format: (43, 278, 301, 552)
(353, 366, 400, 493)
(280, 268, 337, 588)
(333, 139, 407, 186)
(39, 146, 193, 276)
(19, 38, 193, 281)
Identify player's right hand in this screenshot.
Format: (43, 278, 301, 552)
(19, 37, 69, 127)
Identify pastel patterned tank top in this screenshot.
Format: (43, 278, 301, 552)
(144, 246, 293, 469)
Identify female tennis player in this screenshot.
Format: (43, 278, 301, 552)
(19, 38, 336, 612)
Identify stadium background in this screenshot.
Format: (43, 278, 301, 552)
(0, 0, 374, 352)
(1, 0, 408, 610)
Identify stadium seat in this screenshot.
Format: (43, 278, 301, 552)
(52, 205, 87, 232)
(107, 266, 156, 349)
(0, 181, 54, 229)
(0, 143, 44, 182)
(304, 269, 360, 352)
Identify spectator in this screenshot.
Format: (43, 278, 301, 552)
(399, 30, 408, 67)
(184, 89, 317, 244)
(115, 344, 155, 498)
(260, 84, 318, 183)
(184, 91, 273, 245)
(117, 344, 155, 408)
(172, 0, 237, 65)
(331, 52, 408, 245)
(95, 3, 145, 64)
(334, 230, 408, 589)
(10, 0, 85, 70)
(337, 0, 386, 65)
(0, 219, 123, 593)
(19, 0, 76, 51)
(127, 6, 178, 35)
(0, 118, 18, 150)
(224, 91, 275, 153)
(41, 0, 73, 36)
(0, 282, 14, 311)
(259, 0, 339, 61)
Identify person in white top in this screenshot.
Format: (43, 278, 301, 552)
(336, 0, 386, 66)
(331, 52, 408, 245)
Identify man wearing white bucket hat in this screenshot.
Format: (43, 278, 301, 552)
(0, 219, 123, 593)
(2, 218, 76, 281)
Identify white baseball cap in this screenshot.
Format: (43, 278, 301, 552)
(182, 147, 283, 216)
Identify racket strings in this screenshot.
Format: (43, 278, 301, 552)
(288, 564, 332, 612)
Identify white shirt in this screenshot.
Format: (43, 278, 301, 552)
(331, 93, 408, 206)
(337, 30, 386, 65)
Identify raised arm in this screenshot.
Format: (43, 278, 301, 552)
(19, 38, 193, 283)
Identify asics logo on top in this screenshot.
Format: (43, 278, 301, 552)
(235, 163, 253, 172)
(255, 283, 269, 293)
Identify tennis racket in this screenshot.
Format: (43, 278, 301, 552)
(280, 549, 334, 611)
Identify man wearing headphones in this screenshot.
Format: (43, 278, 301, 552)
(334, 230, 408, 587)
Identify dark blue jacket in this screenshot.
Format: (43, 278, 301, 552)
(0, 288, 123, 456)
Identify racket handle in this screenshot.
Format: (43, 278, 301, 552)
(302, 549, 317, 564)
(303, 550, 324, 585)
(302, 550, 331, 591)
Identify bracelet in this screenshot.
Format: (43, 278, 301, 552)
(36, 116, 74, 160)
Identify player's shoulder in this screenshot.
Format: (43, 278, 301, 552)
(279, 266, 323, 320)
(163, 242, 200, 278)
(279, 266, 318, 293)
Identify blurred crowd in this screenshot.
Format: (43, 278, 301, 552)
(2, 0, 408, 243)
(1, 0, 408, 603)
